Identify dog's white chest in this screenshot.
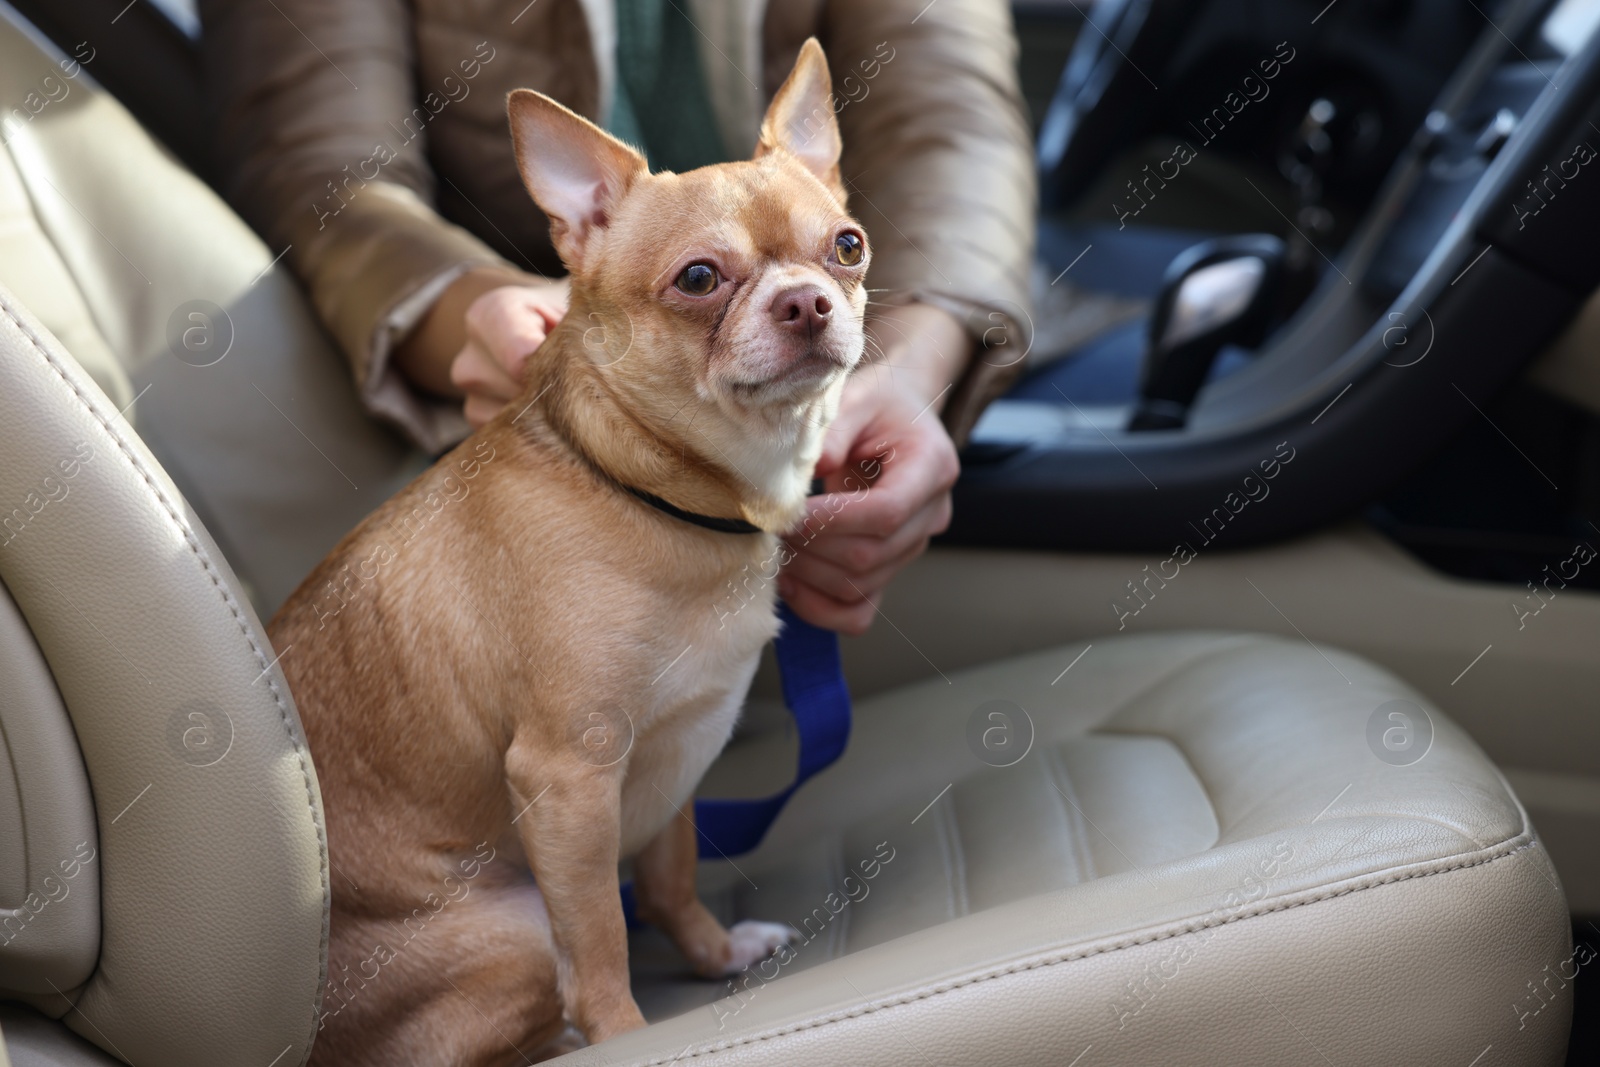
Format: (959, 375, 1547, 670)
(617, 605, 776, 855)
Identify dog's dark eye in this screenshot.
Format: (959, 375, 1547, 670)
(675, 263, 720, 296)
(834, 232, 865, 267)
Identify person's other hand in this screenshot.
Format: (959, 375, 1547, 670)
(451, 279, 570, 426)
(392, 267, 569, 423)
(777, 303, 971, 635)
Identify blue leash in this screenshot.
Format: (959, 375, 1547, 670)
(621, 602, 851, 922)
(694, 602, 853, 856)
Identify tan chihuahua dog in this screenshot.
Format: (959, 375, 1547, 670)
(271, 39, 868, 1066)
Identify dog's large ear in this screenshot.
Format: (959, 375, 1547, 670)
(508, 89, 648, 273)
(755, 38, 844, 203)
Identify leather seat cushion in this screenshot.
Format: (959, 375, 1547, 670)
(599, 631, 1569, 1066)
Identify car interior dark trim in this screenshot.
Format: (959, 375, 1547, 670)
(950, 0, 1600, 553)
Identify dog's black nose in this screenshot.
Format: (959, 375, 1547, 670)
(770, 285, 832, 336)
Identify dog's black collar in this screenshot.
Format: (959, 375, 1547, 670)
(625, 486, 763, 535)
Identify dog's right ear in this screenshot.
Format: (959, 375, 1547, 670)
(755, 38, 844, 204)
(508, 89, 648, 273)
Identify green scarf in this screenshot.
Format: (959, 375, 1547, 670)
(607, 0, 729, 172)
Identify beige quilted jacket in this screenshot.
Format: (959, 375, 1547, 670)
(201, 0, 1036, 450)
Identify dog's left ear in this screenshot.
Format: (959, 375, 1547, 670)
(508, 89, 649, 273)
(755, 38, 844, 203)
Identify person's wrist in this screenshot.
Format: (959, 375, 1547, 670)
(393, 265, 545, 397)
(862, 301, 973, 414)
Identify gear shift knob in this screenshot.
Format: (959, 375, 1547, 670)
(1128, 234, 1285, 431)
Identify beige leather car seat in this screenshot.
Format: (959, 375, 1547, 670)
(0, 6, 382, 1063)
(0, 4, 421, 619)
(0, 3, 1574, 1066)
(0, 285, 328, 1063)
(617, 635, 1574, 1065)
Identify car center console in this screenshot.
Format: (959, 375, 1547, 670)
(952, 0, 1600, 553)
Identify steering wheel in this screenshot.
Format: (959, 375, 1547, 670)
(1037, 0, 1205, 210)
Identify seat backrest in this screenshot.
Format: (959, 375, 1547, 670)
(0, 278, 328, 1062)
(0, 279, 329, 1062)
(0, 0, 455, 1056)
(1, 0, 210, 183)
(0, 0, 420, 620)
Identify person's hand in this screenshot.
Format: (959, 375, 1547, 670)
(392, 266, 569, 423)
(777, 303, 970, 635)
(451, 279, 570, 426)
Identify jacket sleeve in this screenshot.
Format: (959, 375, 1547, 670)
(200, 0, 507, 452)
(821, 0, 1037, 446)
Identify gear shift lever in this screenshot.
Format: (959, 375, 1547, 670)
(1128, 235, 1286, 431)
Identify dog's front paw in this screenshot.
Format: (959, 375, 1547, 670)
(720, 920, 799, 975)
(529, 1023, 587, 1062)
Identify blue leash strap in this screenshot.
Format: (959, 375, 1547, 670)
(693, 602, 853, 857)
(620, 603, 851, 923)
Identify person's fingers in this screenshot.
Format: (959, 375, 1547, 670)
(450, 344, 521, 401)
(788, 490, 951, 573)
(465, 291, 552, 381)
(819, 409, 870, 479)
(780, 531, 929, 605)
(815, 360, 911, 474)
(779, 577, 879, 637)
(462, 393, 506, 429)
(485, 317, 548, 381)
(528, 279, 573, 322)
(801, 435, 957, 542)
(780, 495, 940, 585)
(813, 396, 877, 481)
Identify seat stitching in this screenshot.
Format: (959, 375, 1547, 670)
(0, 299, 330, 1062)
(627, 831, 1544, 1065)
